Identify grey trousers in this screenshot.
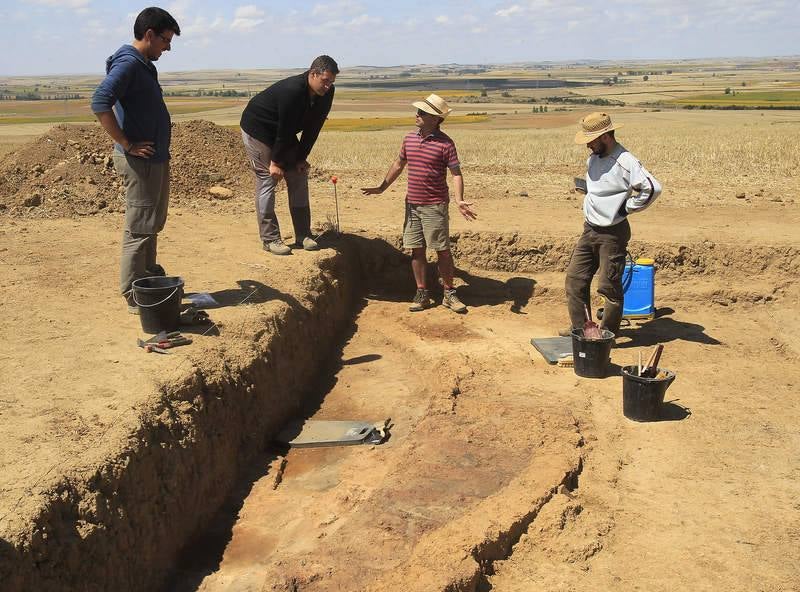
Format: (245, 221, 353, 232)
(113, 153, 169, 296)
(565, 219, 630, 334)
(241, 130, 311, 245)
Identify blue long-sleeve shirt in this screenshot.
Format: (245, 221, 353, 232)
(91, 45, 171, 163)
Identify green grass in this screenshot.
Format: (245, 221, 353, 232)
(334, 89, 479, 100)
(0, 115, 95, 124)
(0, 97, 243, 124)
(324, 114, 489, 131)
(672, 90, 800, 107)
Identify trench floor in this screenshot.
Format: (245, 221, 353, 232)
(170, 277, 584, 592)
(170, 269, 800, 592)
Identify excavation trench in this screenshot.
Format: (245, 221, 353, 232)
(3, 232, 797, 592)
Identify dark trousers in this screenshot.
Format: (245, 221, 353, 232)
(565, 219, 630, 334)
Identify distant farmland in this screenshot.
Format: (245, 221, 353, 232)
(672, 90, 800, 108)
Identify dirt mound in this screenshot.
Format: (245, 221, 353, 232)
(0, 120, 260, 218)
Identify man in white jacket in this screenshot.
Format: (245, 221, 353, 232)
(564, 112, 662, 336)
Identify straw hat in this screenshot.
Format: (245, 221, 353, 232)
(574, 112, 623, 144)
(412, 93, 452, 119)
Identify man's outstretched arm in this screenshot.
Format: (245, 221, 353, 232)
(361, 157, 407, 195)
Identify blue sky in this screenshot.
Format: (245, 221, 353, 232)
(1, 0, 798, 76)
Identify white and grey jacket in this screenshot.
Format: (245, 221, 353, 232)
(582, 143, 661, 227)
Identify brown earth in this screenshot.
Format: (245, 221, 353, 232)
(1, 122, 799, 592)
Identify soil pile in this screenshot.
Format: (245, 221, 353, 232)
(0, 120, 257, 218)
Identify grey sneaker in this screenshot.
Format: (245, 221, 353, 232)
(442, 288, 467, 313)
(409, 288, 432, 312)
(302, 236, 320, 251)
(265, 240, 291, 256)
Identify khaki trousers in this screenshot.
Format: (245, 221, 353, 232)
(113, 153, 169, 295)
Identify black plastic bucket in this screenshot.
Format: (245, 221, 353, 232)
(132, 276, 184, 334)
(571, 328, 615, 378)
(621, 366, 676, 421)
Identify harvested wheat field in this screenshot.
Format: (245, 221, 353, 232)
(1, 110, 799, 592)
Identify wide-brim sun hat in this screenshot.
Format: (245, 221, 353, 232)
(574, 112, 623, 144)
(412, 93, 452, 119)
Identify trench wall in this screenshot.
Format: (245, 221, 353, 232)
(0, 250, 362, 592)
(448, 231, 800, 277)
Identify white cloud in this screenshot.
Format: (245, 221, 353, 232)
(496, 5, 523, 18)
(166, 0, 192, 20)
(25, 0, 89, 8)
(182, 15, 228, 44)
(312, 0, 364, 17)
(435, 15, 450, 25)
(231, 4, 265, 32)
(347, 14, 381, 28)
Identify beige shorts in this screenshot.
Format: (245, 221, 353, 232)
(402, 201, 450, 251)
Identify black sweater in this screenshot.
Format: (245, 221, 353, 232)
(240, 71, 334, 167)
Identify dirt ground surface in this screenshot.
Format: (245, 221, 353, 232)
(1, 121, 799, 591)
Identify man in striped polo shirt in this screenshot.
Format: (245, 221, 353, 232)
(362, 94, 476, 312)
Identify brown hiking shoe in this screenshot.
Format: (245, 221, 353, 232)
(409, 288, 432, 312)
(442, 288, 467, 313)
(557, 327, 575, 337)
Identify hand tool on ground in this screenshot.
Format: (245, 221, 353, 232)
(149, 336, 192, 349)
(146, 330, 181, 343)
(331, 175, 340, 234)
(137, 338, 169, 354)
(583, 304, 603, 340)
(137, 331, 192, 354)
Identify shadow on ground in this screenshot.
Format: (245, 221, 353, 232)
(617, 307, 721, 348)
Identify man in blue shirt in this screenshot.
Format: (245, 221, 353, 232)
(91, 7, 180, 313)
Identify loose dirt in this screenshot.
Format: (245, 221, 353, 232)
(1, 121, 799, 591)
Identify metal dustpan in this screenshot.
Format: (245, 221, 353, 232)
(530, 336, 573, 364)
(275, 419, 389, 448)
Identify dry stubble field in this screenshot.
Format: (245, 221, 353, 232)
(1, 70, 799, 592)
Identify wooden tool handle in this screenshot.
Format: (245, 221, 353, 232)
(642, 344, 663, 377)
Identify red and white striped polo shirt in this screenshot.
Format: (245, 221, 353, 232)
(399, 128, 460, 205)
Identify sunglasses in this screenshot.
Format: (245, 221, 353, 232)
(416, 109, 434, 117)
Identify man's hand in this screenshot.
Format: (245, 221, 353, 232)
(456, 200, 477, 221)
(360, 185, 385, 196)
(269, 162, 284, 182)
(125, 140, 155, 158)
(296, 160, 310, 174)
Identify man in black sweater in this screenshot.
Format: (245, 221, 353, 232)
(240, 55, 338, 255)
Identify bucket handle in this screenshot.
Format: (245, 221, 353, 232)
(132, 286, 181, 309)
